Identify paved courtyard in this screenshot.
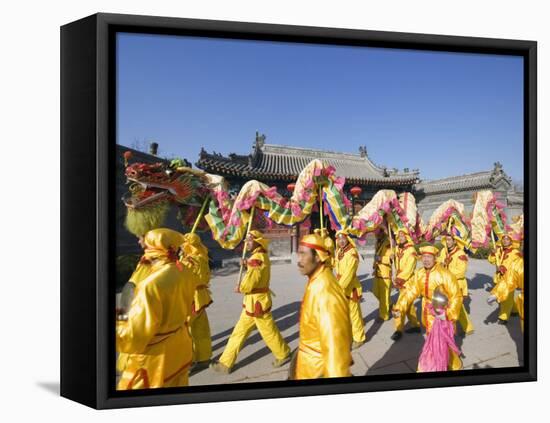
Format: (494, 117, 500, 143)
(188, 257, 523, 385)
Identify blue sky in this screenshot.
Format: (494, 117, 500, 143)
(117, 32, 524, 182)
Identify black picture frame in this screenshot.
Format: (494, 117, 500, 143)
(60, 12, 537, 409)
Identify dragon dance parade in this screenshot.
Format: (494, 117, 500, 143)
(115, 154, 525, 390)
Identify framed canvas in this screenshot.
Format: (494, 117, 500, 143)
(60, 12, 536, 409)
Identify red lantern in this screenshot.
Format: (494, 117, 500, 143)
(123, 150, 133, 167)
(350, 186, 362, 198)
(287, 183, 296, 192)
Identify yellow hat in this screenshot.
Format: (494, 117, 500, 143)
(182, 232, 208, 258)
(299, 233, 331, 263)
(143, 228, 186, 264)
(335, 228, 356, 249)
(315, 228, 336, 256)
(500, 232, 521, 250)
(248, 229, 270, 251)
(144, 228, 185, 251)
(419, 244, 439, 256)
(395, 228, 413, 245)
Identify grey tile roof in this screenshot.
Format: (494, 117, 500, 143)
(197, 143, 419, 185)
(415, 168, 511, 194)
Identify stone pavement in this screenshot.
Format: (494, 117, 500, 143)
(189, 258, 523, 385)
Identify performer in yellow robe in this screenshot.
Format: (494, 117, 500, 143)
(181, 232, 213, 369)
(514, 258, 525, 332)
(335, 229, 366, 348)
(116, 228, 197, 389)
(391, 230, 420, 341)
(438, 233, 475, 335)
(372, 228, 393, 321)
(211, 230, 291, 373)
(392, 244, 463, 371)
(487, 233, 522, 324)
(488, 255, 524, 331)
(487, 233, 523, 325)
(292, 233, 352, 379)
(116, 237, 154, 376)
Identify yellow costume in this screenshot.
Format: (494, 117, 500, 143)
(294, 234, 352, 379)
(116, 257, 153, 375)
(116, 228, 197, 389)
(394, 245, 463, 370)
(514, 259, 525, 332)
(181, 232, 213, 363)
(438, 239, 475, 334)
(488, 242, 522, 322)
(372, 234, 393, 320)
(218, 231, 290, 370)
(393, 237, 420, 332)
(335, 230, 366, 345)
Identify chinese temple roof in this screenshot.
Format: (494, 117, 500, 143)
(415, 162, 512, 194)
(196, 136, 420, 186)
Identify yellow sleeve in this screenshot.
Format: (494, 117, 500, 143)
(488, 251, 497, 265)
(452, 253, 468, 280)
(493, 256, 524, 302)
(437, 249, 447, 265)
(443, 272, 462, 322)
(128, 262, 151, 285)
(337, 251, 359, 291)
(239, 254, 264, 293)
(380, 246, 392, 265)
(395, 249, 417, 283)
(395, 271, 421, 312)
(514, 257, 524, 291)
(318, 291, 351, 377)
(116, 280, 162, 354)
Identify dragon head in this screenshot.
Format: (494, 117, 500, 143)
(122, 161, 210, 236)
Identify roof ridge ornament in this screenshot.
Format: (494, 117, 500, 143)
(255, 131, 266, 149)
(359, 145, 368, 158)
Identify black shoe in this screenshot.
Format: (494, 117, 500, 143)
(497, 318, 508, 325)
(390, 331, 403, 341)
(404, 326, 421, 334)
(511, 311, 519, 317)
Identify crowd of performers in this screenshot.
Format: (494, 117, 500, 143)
(115, 224, 524, 390)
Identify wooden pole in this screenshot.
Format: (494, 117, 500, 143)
(190, 196, 210, 234)
(387, 217, 397, 289)
(490, 229, 501, 268)
(319, 185, 324, 232)
(236, 207, 256, 291)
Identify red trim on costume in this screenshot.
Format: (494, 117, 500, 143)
(191, 300, 213, 315)
(347, 288, 361, 302)
(458, 255, 468, 261)
(300, 241, 328, 253)
(139, 257, 151, 265)
(423, 269, 431, 325)
(394, 278, 406, 289)
(242, 303, 272, 317)
(166, 247, 183, 271)
(250, 287, 270, 294)
(127, 368, 150, 390)
(247, 259, 263, 267)
(163, 359, 193, 383)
